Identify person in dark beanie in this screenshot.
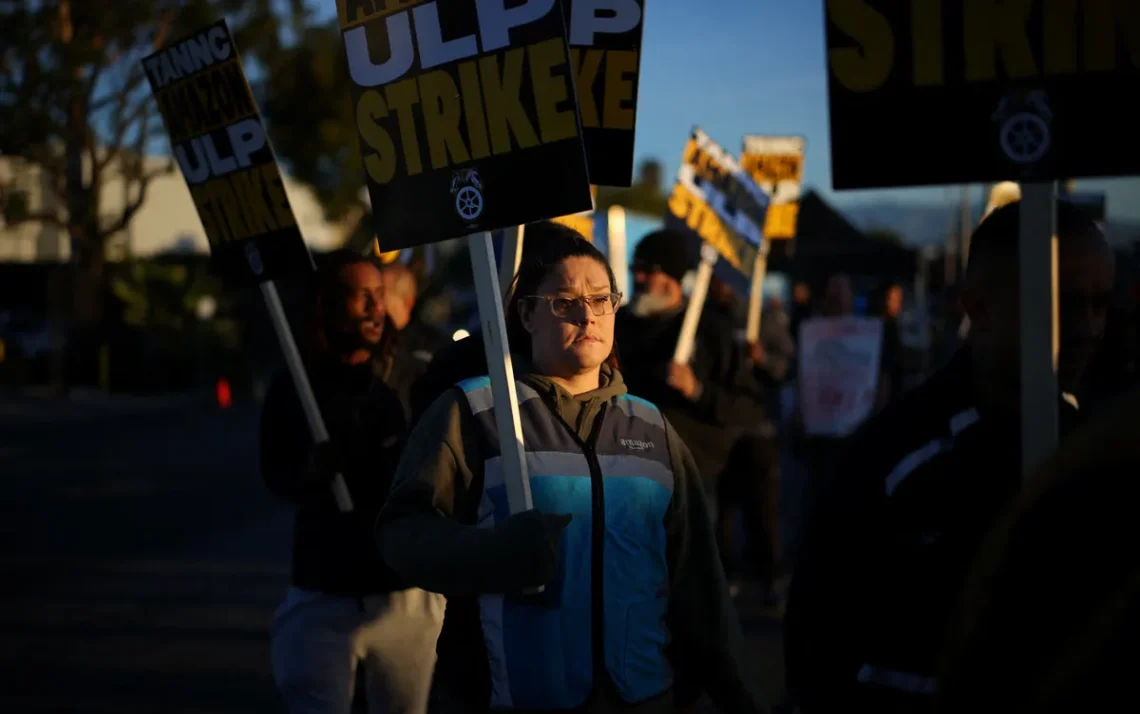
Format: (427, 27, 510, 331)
(259, 250, 444, 714)
(784, 200, 1115, 714)
(614, 229, 763, 496)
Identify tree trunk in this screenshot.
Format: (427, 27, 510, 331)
(65, 82, 107, 386)
(71, 222, 105, 327)
(66, 106, 103, 329)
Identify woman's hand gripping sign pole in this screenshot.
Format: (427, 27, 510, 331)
(470, 230, 547, 596)
(469, 232, 535, 519)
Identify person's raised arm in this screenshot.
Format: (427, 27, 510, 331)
(683, 326, 766, 426)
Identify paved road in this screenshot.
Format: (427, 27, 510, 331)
(0, 398, 289, 712)
(0, 395, 784, 712)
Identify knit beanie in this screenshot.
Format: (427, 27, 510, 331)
(632, 229, 693, 283)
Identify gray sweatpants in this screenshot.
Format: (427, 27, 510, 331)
(271, 587, 446, 714)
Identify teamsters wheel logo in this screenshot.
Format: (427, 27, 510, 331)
(450, 169, 484, 221)
(992, 91, 1053, 166)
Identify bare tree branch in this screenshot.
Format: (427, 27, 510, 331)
(96, 90, 153, 172)
(152, 9, 174, 51)
(96, 90, 171, 242)
(83, 38, 112, 104)
(90, 61, 147, 113)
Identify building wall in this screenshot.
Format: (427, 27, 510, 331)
(1, 154, 350, 263)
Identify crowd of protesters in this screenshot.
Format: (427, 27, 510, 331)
(258, 200, 1139, 713)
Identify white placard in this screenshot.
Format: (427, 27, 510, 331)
(798, 316, 884, 437)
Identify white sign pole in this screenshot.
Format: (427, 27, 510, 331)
(468, 231, 534, 517)
(606, 206, 629, 304)
(499, 225, 525, 301)
(744, 240, 771, 343)
(260, 281, 354, 512)
(1018, 182, 1059, 480)
(673, 243, 719, 365)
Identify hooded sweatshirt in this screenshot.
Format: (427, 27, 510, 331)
(378, 362, 766, 714)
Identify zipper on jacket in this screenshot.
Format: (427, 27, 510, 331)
(551, 400, 609, 682)
(584, 437, 606, 679)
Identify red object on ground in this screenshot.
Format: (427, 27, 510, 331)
(215, 378, 232, 409)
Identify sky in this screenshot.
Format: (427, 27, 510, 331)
(308, 0, 1139, 220)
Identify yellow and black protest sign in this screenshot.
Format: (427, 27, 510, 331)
(551, 184, 597, 240)
(340, 0, 593, 250)
(563, 0, 644, 187)
(665, 128, 768, 278)
(741, 135, 805, 240)
(824, 0, 1140, 189)
(143, 20, 313, 285)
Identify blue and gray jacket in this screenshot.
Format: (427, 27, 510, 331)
(379, 364, 765, 714)
(459, 373, 674, 710)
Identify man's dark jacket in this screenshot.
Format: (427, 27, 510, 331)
(260, 357, 407, 595)
(783, 349, 1083, 713)
(615, 305, 764, 487)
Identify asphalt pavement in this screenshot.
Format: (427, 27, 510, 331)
(0, 392, 784, 713)
(0, 394, 288, 712)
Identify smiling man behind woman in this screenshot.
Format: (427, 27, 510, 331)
(260, 250, 445, 714)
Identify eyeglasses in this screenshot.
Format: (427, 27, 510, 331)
(524, 293, 623, 318)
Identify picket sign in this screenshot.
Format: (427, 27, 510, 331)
(260, 281, 355, 512)
(498, 225, 526, 302)
(673, 243, 719, 365)
(468, 232, 535, 518)
(744, 239, 772, 344)
(607, 206, 630, 304)
(1018, 182, 1060, 478)
(141, 18, 354, 514)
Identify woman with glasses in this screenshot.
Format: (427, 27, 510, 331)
(378, 222, 764, 714)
